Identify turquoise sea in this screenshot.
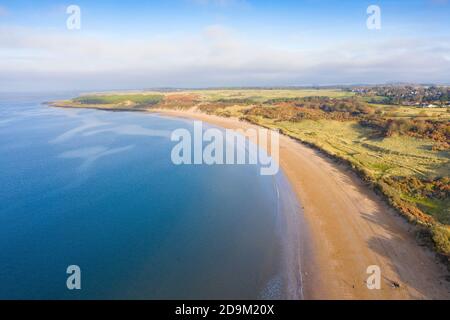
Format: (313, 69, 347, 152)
(0, 92, 303, 299)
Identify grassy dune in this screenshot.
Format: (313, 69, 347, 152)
(250, 118, 449, 225)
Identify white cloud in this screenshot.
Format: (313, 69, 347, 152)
(0, 24, 449, 91)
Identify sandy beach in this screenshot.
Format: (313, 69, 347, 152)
(153, 108, 450, 300)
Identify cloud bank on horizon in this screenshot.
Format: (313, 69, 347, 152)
(0, 0, 449, 91)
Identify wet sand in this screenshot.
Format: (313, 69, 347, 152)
(154, 108, 450, 300)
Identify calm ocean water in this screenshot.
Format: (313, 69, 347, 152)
(0, 92, 302, 299)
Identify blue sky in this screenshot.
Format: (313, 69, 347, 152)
(0, 0, 449, 91)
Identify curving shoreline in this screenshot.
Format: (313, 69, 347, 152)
(51, 103, 450, 299)
(152, 108, 450, 300)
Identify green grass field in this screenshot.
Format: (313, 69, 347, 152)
(73, 94, 164, 107)
(194, 89, 354, 102)
(371, 104, 450, 121)
(248, 117, 449, 223)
